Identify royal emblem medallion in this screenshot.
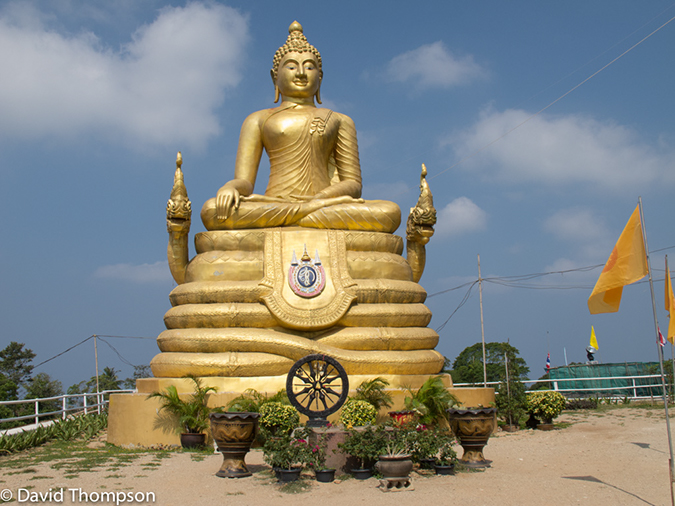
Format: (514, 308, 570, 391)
(288, 246, 326, 298)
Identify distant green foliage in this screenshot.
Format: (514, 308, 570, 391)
(495, 377, 527, 425)
(0, 342, 35, 387)
(450, 342, 529, 384)
(566, 398, 599, 410)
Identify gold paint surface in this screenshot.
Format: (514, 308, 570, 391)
(155, 23, 445, 379)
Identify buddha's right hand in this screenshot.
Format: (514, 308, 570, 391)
(215, 187, 241, 220)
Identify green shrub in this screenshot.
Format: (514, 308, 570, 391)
(527, 391, 566, 422)
(259, 402, 299, 436)
(339, 400, 377, 428)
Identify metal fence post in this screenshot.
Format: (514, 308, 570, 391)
(62, 396, 67, 420)
(83, 394, 88, 416)
(633, 378, 638, 399)
(34, 399, 39, 426)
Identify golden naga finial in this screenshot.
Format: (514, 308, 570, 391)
(167, 151, 192, 224)
(406, 164, 437, 282)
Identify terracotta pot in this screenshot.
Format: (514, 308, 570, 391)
(502, 424, 519, 433)
(180, 433, 205, 448)
(377, 455, 413, 479)
(315, 468, 336, 482)
(447, 407, 496, 468)
(537, 423, 555, 431)
(209, 412, 260, 478)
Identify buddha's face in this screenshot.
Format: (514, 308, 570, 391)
(276, 51, 321, 101)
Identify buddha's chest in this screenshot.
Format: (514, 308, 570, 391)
(262, 109, 337, 147)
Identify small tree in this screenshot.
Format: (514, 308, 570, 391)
(450, 342, 529, 384)
(0, 342, 35, 388)
(24, 373, 63, 420)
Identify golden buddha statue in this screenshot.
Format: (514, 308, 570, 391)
(153, 22, 444, 379)
(200, 21, 400, 233)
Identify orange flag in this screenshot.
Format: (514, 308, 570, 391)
(666, 258, 675, 344)
(588, 205, 648, 314)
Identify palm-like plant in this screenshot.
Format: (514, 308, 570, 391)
(225, 388, 289, 412)
(351, 377, 393, 411)
(147, 375, 217, 434)
(404, 376, 458, 426)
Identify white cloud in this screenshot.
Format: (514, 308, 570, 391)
(0, 2, 248, 149)
(543, 207, 613, 261)
(94, 261, 171, 283)
(386, 41, 486, 90)
(435, 197, 487, 237)
(448, 108, 675, 191)
(544, 207, 608, 242)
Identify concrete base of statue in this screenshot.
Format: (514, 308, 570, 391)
(106, 374, 495, 447)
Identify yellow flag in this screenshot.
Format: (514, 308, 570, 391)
(666, 259, 675, 344)
(588, 205, 648, 314)
(589, 326, 599, 350)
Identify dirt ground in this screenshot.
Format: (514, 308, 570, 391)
(2, 407, 674, 506)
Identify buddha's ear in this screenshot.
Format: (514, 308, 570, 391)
(270, 70, 280, 103)
(315, 82, 322, 105)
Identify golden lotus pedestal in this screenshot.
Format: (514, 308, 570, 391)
(151, 227, 445, 378)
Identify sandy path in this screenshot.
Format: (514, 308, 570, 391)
(1, 408, 672, 506)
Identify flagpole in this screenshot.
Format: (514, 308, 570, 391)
(639, 197, 675, 497)
(668, 255, 675, 403)
(478, 254, 487, 387)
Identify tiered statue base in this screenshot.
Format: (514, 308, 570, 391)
(151, 227, 444, 377)
(106, 375, 495, 447)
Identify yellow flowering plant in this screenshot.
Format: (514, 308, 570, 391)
(526, 391, 566, 422)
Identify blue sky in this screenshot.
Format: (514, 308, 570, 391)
(1, 0, 674, 389)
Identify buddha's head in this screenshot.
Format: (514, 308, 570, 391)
(271, 21, 322, 104)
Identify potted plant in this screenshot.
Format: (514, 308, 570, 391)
(404, 424, 442, 468)
(404, 376, 458, 426)
(446, 406, 496, 468)
(338, 399, 377, 428)
(226, 388, 289, 412)
(146, 375, 218, 448)
(259, 402, 300, 437)
(350, 377, 393, 411)
(495, 377, 527, 431)
(376, 441, 413, 489)
(209, 411, 260, 478)
(526, 391, 566, 430)
(337, 425, 387, 479)
(434, 437, 457, 475)
(262, 427, 313, 482)
(307, 432, 335, 482)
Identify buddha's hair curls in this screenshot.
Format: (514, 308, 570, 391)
(272, 21, 323, 81)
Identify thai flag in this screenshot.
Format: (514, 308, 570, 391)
(545, 353, 551, 372)
(659, 327, 667, 347)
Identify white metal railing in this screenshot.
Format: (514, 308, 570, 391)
(0, 390, 134, 428)
(453, 373, 667, 400)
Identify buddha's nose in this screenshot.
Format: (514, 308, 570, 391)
(296, 66, 306, 77)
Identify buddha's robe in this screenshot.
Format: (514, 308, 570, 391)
(201, 106, 401, 232)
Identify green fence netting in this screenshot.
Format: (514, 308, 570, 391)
(548, 362, 663, 397)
